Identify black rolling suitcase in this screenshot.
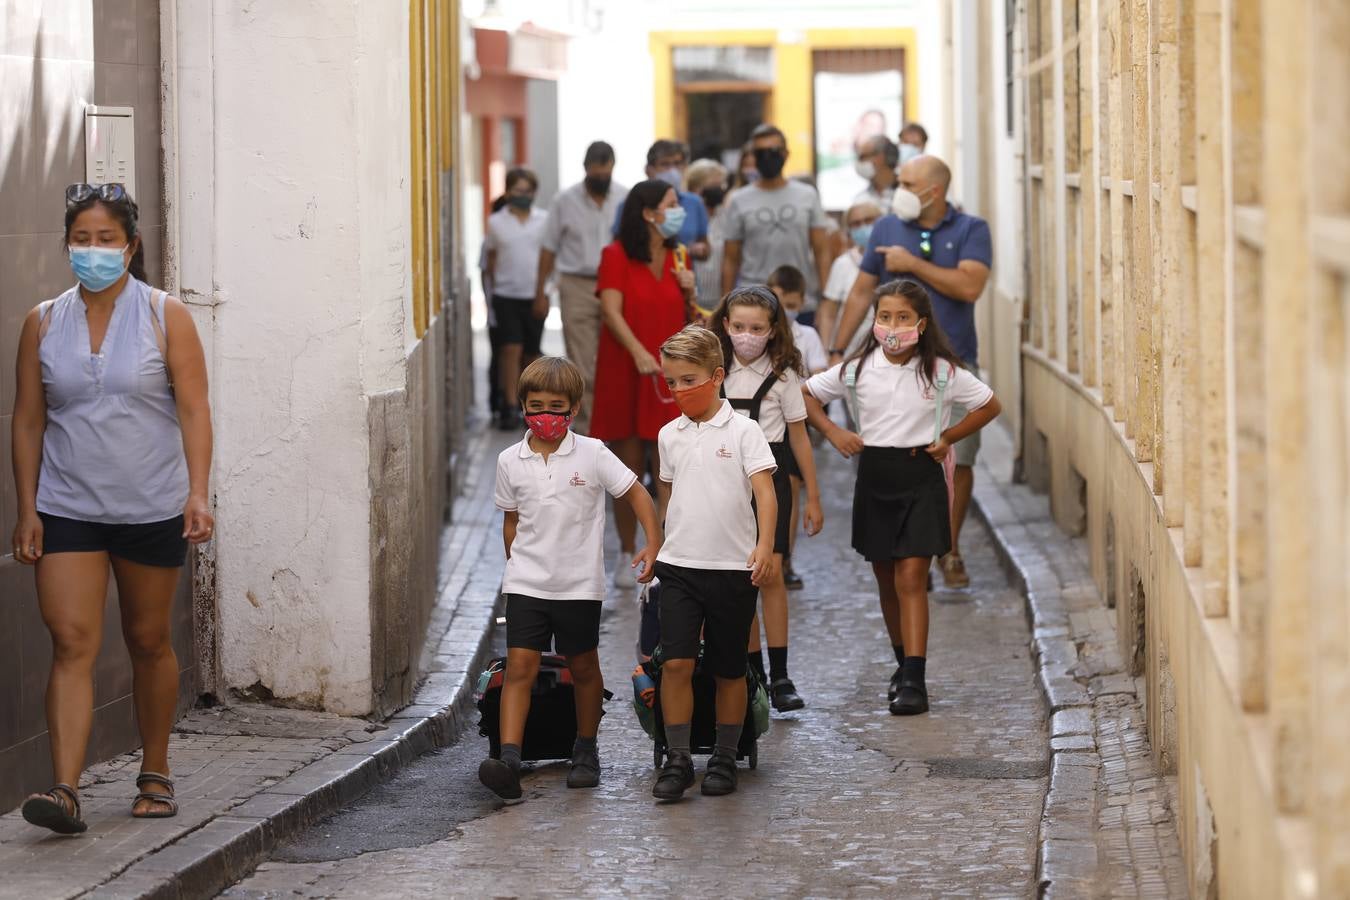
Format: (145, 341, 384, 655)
(475, 655, 611, 762)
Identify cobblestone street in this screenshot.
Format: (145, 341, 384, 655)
(223, 444, 1049, 898)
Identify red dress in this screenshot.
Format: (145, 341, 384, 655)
(589, 241, 687, 441)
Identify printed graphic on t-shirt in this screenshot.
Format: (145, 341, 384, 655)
(716, 443, 734, 459)
(569, 472, 587, 487)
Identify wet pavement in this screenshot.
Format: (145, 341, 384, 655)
(222, 446, 1048, 899)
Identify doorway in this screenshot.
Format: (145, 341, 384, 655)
(677, 88, 771, 168)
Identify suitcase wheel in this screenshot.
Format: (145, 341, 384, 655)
(748, 743, 758, 770)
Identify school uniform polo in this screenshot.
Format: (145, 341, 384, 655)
(722, 355, 807, 443)
(656, 399, 777, 570)
(494, 431, 637, 601)
(804, 348, 994, 448)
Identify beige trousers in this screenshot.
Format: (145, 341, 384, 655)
(558, 273, 601, 433)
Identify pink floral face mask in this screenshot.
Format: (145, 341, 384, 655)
(524, 411, 571, 441)
(729, 331, 770, 361)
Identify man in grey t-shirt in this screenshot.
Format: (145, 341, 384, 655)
(721, 124, 833, 315)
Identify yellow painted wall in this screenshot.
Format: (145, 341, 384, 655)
(649, 28, 918, 176)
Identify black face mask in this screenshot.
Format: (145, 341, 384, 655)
(507, 195, 534, 211)
(584, 175, 611, 195)
(700, 186, 726, 209)
(753, 147, 786, 179)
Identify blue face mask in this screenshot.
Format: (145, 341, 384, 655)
(654, 168, 683, 190)
(850, 225, 874, 248)
(69, 245, 129, 292)
(657, 205, 687, 238)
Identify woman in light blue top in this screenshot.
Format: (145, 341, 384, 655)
(10, 184, 214, 834)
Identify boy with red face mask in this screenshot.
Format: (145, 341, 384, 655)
(650, 326, 779, 801)
(480, 357, 662, 801)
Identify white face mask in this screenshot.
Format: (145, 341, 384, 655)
(891, 185, 933, 222)
(854, 159, 876, 181)
(899, 143, 922, 164)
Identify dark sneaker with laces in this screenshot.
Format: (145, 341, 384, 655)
(478, 757, 522, 800)
(889, 678, 930, 716)
(770, 677, 806, 711)
(652, 753, 695, 801)
(887, 666, 904, 701)
(700, 752, 738, 796)
(566, 746, 600, 789)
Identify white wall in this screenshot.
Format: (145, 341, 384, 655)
(165, 0, 412, 714)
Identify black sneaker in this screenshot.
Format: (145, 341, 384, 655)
(783, 567, 804, 590)
(478, 757, 522, 800)
(700, 752, 738, 796)
(566, 746, 600, 789)
(887, 666, 904, 701)
(770, 677, 805, 711)
(652, 752, 695, 801)
(889, 678, 929, 716)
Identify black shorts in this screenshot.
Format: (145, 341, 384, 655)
(492, 295, 545, 353)
(851, 446, 951, 561)
(653, 562, 758, 678)
(504, 594, 602, 656)
(38, 512, 188, 568)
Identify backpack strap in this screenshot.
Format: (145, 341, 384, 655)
(843, 357, 862, 428)
(147, 289, 168, 360)
(933, 361, 955, 445)
(36, 300, 56, 346)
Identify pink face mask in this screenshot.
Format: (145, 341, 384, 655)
(524, 411, 571, 442)
(873, 323, 921, 353)
(729, 331, 770, 361)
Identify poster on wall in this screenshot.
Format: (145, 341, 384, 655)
(813, 70, 903, 211)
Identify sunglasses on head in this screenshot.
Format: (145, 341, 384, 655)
(66, 183, 128, 206)
(919, 229, 933, 260)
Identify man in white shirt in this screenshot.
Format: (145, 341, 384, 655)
(536, 142, 629, 433)
(486, 168, 550, 430)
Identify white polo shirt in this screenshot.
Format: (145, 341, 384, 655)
(792, 321, 828, 373)
(722, 354, 807, 444)
(657, 399, 777, 571)
(805, 349, 994, 448)
(495, 432, 638, 600)
(485, 207, 549, 298)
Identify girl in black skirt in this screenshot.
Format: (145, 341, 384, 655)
(801, 279, 1001, 714)
(710, 285, 824, 712)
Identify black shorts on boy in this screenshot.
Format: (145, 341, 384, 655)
(504, 594, 602, 655)
(652, 562, 758, 677)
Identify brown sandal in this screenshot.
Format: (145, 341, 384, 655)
(22, 783, 88, 834)
(133, 771, 178, 819)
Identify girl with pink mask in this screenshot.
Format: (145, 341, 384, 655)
(708, 286, 824, 713)
(801, 280, 1001, 716)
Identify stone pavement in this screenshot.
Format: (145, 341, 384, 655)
(0, 424, 516, 900)
(972, 424, 1187, 899)
(224, 436, 1050, 898)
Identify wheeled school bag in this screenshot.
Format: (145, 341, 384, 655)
(631, 644, 771, 770)
(475, 655, 612, 762)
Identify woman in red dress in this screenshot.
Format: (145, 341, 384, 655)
(591, 179, 696, 586)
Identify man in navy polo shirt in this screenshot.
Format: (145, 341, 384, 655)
(829, 154, 993, 590)
(612, 139, 710, 259)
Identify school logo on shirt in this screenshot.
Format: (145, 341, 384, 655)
(569, 472, 587, 486)
(716, 444, 734, 459)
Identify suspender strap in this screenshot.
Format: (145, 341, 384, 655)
(933, 361, 953, 445)
(721, 372, 779, 422)
(843, 358, 861, 427)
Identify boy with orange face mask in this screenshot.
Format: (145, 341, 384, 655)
(649, 325, 780, 801)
